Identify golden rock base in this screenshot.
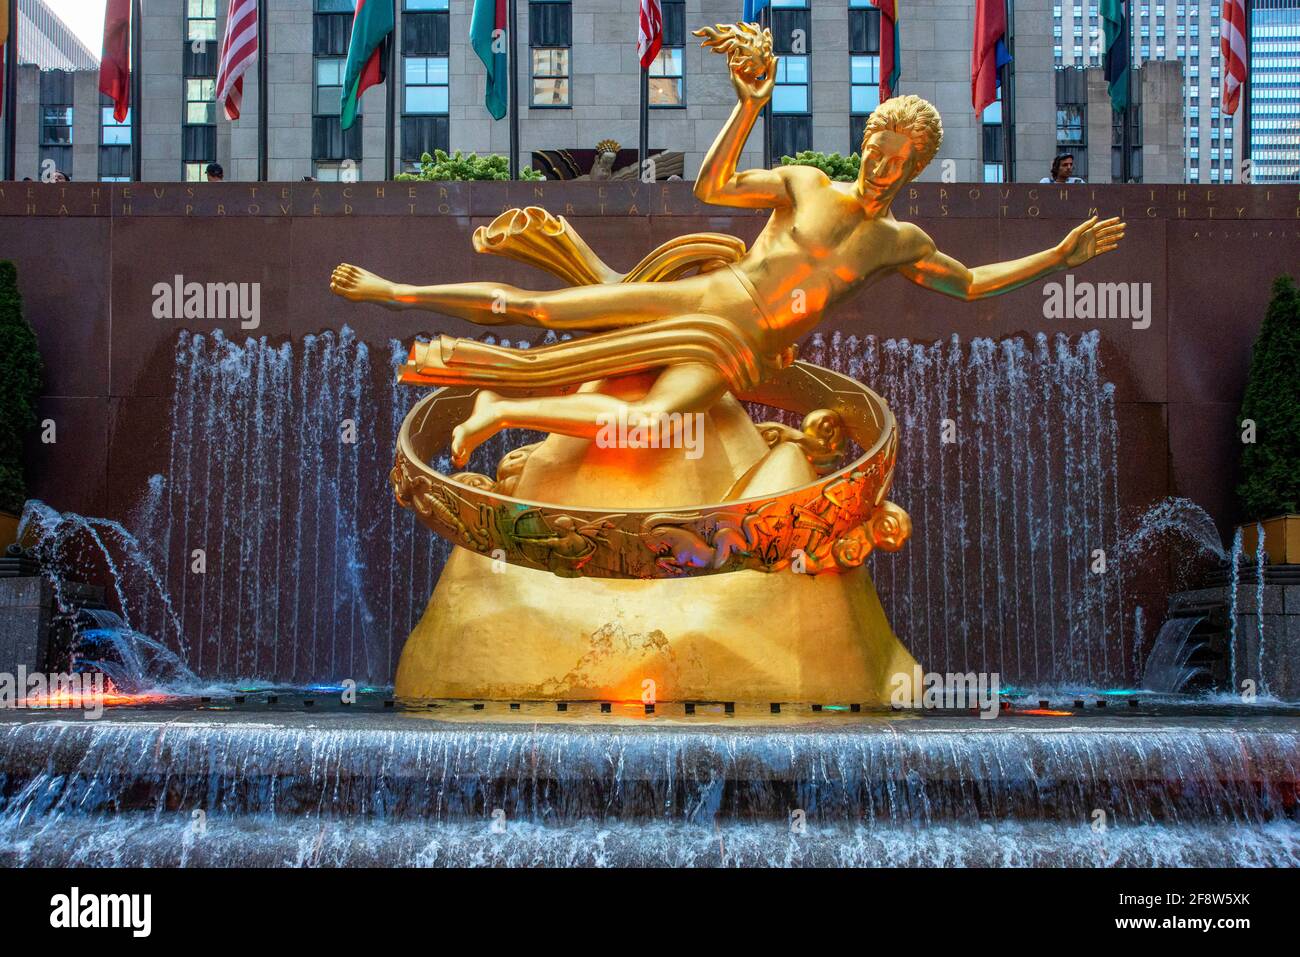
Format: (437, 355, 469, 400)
(397, 552, 918, 704)
(394, 375, 919, 704)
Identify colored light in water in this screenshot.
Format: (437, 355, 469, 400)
(19, 678, 174, 709)
(1018, 709, 1074, 717)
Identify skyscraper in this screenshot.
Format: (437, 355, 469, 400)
(1248, 0, 1300, 182)
(1055, 0, 1234, 183)
(14, 0, 98, 71)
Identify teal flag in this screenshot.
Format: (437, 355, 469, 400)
(1100, 0, 1130, 111)
(340, 0, 396, 131)
(470, 0, 508, 120)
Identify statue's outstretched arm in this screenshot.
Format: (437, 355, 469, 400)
(898, 216, 1126, 302)
(692, 23, 789, 209)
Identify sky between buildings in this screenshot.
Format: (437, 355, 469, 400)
(46, 0, 104, 63)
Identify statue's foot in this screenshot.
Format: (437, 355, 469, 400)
(330, 263, 398, 308)
(451, 390, 504, 467)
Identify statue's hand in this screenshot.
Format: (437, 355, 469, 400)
(1055, 215, 1125, 268)
(694, 23, 777, 106)
(331, 263, 400, 308)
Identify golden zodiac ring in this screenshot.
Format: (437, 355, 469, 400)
(391, 360, 911, 579)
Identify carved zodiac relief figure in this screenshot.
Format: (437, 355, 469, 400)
(334, 22, 1123, 470)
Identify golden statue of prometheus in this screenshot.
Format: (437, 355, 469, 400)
(330, 21, 1124, 582)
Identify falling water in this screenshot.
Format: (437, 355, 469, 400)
(1227, 528, 1244, 688)
(20, 327, 1202, 689)
(1256, 522, 1267, 695)
(1, 719, 1295, 867)
(801, 331, 1126, 686)
(1141, 616, 1210, 693)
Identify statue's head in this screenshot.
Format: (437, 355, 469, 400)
(858, 95, 943, 200)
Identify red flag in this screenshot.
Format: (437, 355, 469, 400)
(971, 0, 1008, 115)
(1220, 0, 1247, 115)
(216, 0, 259, 121)
(871, 1, 900, 101)
(638, 0, 663, 70)
(99, 0, 132, 123)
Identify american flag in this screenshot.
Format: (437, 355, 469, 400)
(1220, 0, 1247, 114)
(215, 0, 259, 121)
(638, 0, 663, 70)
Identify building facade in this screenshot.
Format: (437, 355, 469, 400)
(1053, 0, 1247, 183)
(1248, 0, 1300, 182)
(0, 0, 122, 182)
(0, 0, 1120, 185)
(14, 0, 98, 69)
(1054, 58, 1185, 182)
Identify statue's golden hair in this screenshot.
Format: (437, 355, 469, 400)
(862, 95, 943, 175)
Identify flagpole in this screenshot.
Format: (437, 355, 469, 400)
(385, 0, 396, 179)
(3, 0, 17, 180)
(638, 64, 648, 175)
(1002, 0, 1015, 181)
(759, 4, 771, 169)
(1120, 0, 1131, 182)
(131, 0, 142, 181)
(258, 0, 268, 180)
(507, 0, 519, 178)
(1241, 0, 1252, 180)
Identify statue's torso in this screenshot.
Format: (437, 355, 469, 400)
(736, 179, 928, 348)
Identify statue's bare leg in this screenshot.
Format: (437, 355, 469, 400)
(331, 263, 718, 332)
(450, 362, 728, 466)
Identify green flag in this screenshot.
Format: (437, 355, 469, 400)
(340, 0, 395, 131)
(1100, 0, 1130, 111)
(470, 0, 508, 120)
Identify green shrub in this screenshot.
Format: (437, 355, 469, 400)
(779, 150, 862, 182)
(1237, 274, 1300, 520)
(395, 149, 546, 182)
(0, 260, 43, 515)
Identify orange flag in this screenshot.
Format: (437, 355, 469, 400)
(99, 0, 132, 122)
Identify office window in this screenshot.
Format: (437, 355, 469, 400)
(982, 88, 1004, 182)
(530, 0, 572, 107)
(401, 0, 450, 166)
(849, 1, 880, 152)
(405, 56, 448, 114)
(773, 56, 809, 113)
(403, 0, 449, 54)
(531, 49, 570, 107)
(650, 0, 686, 107)
(772, 56, 811, 159)
(182, 0, 217, 177)
(187, 0, 217, 41)
(186, 78, 216, 125)
(649, 49, 685, 106)
(850, 55, 880, 152)
(41, 105, 72, 145)
(316, 58, 347, 115)
(1057, 105, 1085, 144)
(39, 70, 73, 178)
(100, 91, 132, 182)
(314, 162, 357, 181)
(101, 107, 130, 146)
(313, 0, 358, 174)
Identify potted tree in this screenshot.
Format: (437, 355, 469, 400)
(1237, 274, 1300, 564)
(0, 260, 43, 550)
